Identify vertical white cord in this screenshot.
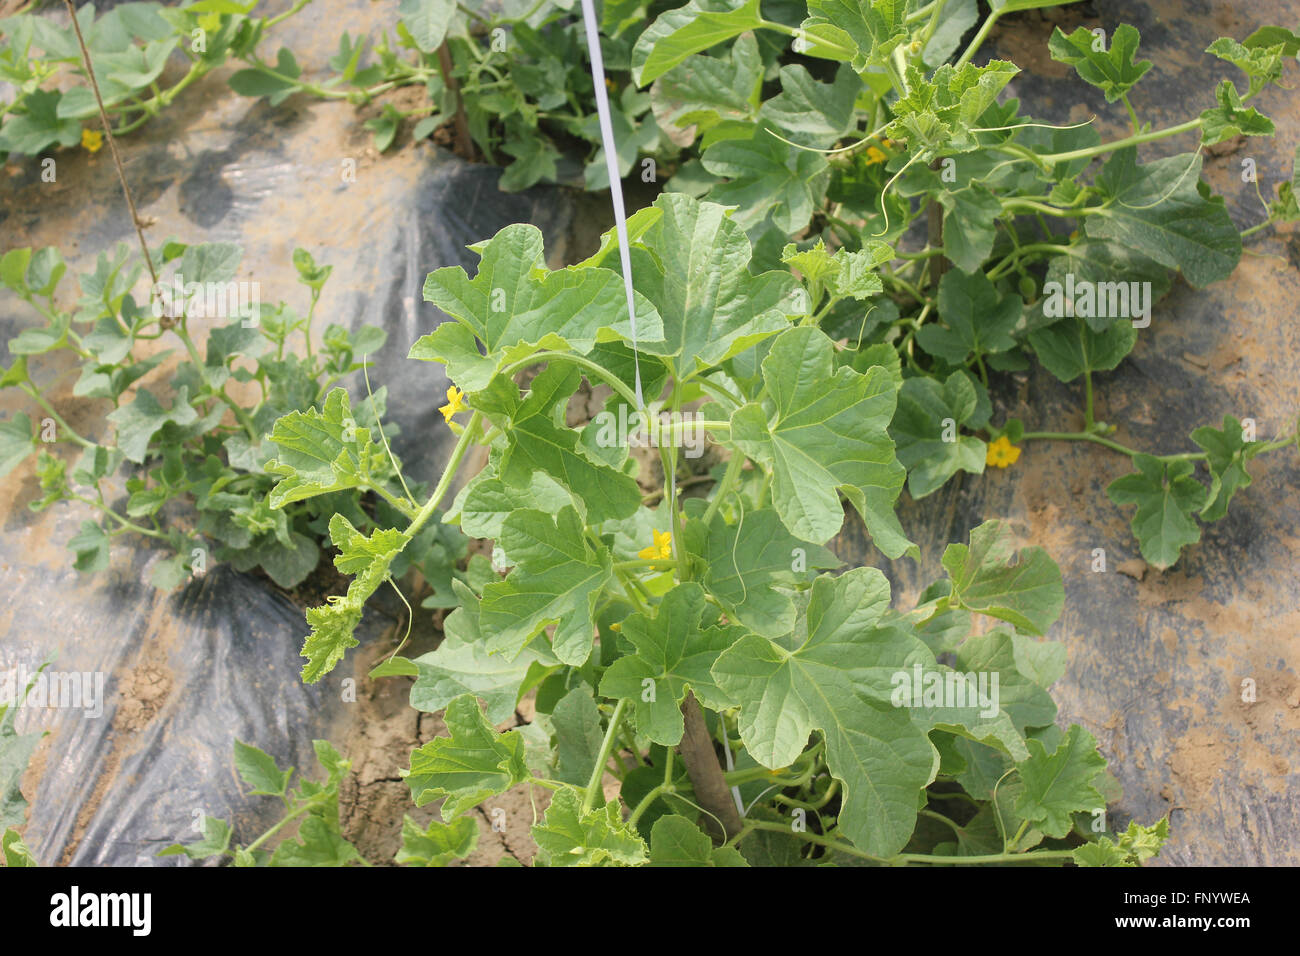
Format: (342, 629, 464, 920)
(577, 0, 645, 409)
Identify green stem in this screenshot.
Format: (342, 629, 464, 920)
(702, 451, 745, 525)
(266, 0, 312, 28)
(954, 11, 999, 69)
(627, 783, 671, 826)
(365, 481, 418, 520)
(1241, 219, 1274, 238)
(1036, 118, 1203, 166)
(582, 698, 629, 815)
(498, 351, 642, 412)
(405, 411, 482, 540)
(70, 493, 168, 540)
(19, 386, 94, 448)
(1083, 367, 1095, 428)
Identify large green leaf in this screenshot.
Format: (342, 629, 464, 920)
(701, 129, 831, 233)
(630, 193, 800, 371)
(479, 506, 614, 665)
(1087, 149, 1240, 289)
(712, 568, 938, 856)
(599, 583, 744, 745)
(632, 0, 765, 85)
(411, 224, 663, 391)
(729, 325, 913, 555)
(890, 371, 986, 498)
(265, 387, 391, 507)
(940, 520, 1064, 634)
(405, 694, 530, 818)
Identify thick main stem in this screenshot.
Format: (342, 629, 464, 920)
(677, 692, 743, 843)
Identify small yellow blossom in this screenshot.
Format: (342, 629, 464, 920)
(81, 128, 103, 153)
(439, 385, 468, 422)
(638, 529, 672, 561)
(986, 435, 1021, 469)
(609, 622, 622, 632)
(865, 145, 887, 165)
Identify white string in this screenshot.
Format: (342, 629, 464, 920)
(578, 0, 644, 408)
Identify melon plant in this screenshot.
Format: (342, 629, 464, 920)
(270, 193, 1167, 865)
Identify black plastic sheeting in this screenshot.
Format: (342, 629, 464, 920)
(0, 0, 581, 864)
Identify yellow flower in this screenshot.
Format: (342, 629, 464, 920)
(637, 529, 672, 561)
(609, 622, 622, 632)
(439, 385, 468, 423)
(81, 128, 103, 153)
(865, 145, 887, 165)
(986, 435, 1021, 469)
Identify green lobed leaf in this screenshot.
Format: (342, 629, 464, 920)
(105, 386, 199, 464)
(300, 516, 411, 682)
(1014, 724, 1107, 838)
(630, 193, 800, 371)
(701, 128, 831, 234)
(233, 739, 292, 797)
(405, 694, 530, 818)
(1028, 316, 1137, 384)
(1106, 454, 1207, 569)
(411, 223, 664, 392)
(729, 325, 914, 555)
(479, 506, 614, 666)
(689, 507, 839, 638)
(712, 568, 938, 856)
(648, 815, 748, 866)
(265, 387, 392, 508)
(476, 365, 642, 524)
(917, 268, 1022, 365)
(889, 371, 986, 498)
(940, 520, 1064, 634)
(395, 814, 478, 866)
(0, 413, 35, 478)
(632, 0, 765, 85)
(599, 583, 744, 745)
(1190, 414, 1263, 521)
(549, 684, 606, 786)
(1199, 78, 1275, 145)
(1048, 24, 1152, 102)
(1087, 149, 1240, 289)
(532, 786, 648, 867)
(650, 33, 762, 144)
